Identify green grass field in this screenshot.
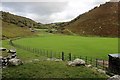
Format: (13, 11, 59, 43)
(13, 33, 118, 60)
(2, 31, 118, 78)
(2, 40, 108, 79)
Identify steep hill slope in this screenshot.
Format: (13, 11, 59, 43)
(63, 2, 119, 37)
(1, 11, 37, 28)
(1, 11, 39, 39)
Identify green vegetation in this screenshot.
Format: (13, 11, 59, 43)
(2, 61, 107, 78)
(1, 11, 48, 39)
(1, 2, 119, 78)
(2, 40, 46, 61)
(14, 34, 118, 60)
(1, 11, 37, 28)
(2, 21, 36, 38)
(2, 40, 108, 78)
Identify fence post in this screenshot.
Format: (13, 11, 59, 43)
(43, 49, 45, 56)
(50, 51, 52, 58)
(54, 52, 56, 58)
(35, 48, 36, 53)
(96, 59, 98, 67)
(36, 49, 38, 53)
(103, 60, 105, 70)
(41, 49, 43, 55)
(38, 49, 40, 54)
(42, 49, 43, 55)
(90, 58, 92, 65)
(59, 52, 60, 59)
(37, 49, 39, 54)
(69, 53, 71, 61)
(32, 48, 34, 53)
(44, 49, 46, 55)
(74, 55, 76, 60)
(80, 56, 81, 59)
(62, 52, 64, 61)
(85, 56, 87, 64)
(47, 50, 48, 57)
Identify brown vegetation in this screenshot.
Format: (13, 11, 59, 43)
(63, 2, 119, 37)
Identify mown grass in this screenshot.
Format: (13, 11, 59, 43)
(2, 40, 108, 79)
(2, 40, 47, 61)
(14, 34, 118, 60)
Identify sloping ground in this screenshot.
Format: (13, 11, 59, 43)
(1, 11, 46, 29)
(1, 11, 37, 28)
(64, 2, 119, 37)
(1, 11, 42, 39)
(2, 21, 35, 39)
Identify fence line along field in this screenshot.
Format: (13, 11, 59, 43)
(2, 40, 108, 78)
(13, 34, 118, 60)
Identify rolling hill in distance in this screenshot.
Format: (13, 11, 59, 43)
(1, 1, 120, 39)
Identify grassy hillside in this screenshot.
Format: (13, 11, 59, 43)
(1, 11, 41, 39)
(2, 20, 36, 39)
(63, 2, 119, 37)
(1, 11, 38, 28)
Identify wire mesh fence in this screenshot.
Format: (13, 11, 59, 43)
(9, 40, 108, 70)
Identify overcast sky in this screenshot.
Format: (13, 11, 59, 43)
(1, 0, 118, 24)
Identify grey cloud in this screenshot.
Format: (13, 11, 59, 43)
(1, 1, 109, 23)
(1, 0, 67, 2)
(2, 2, 68, 15)
(2, 2, 68, 23)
